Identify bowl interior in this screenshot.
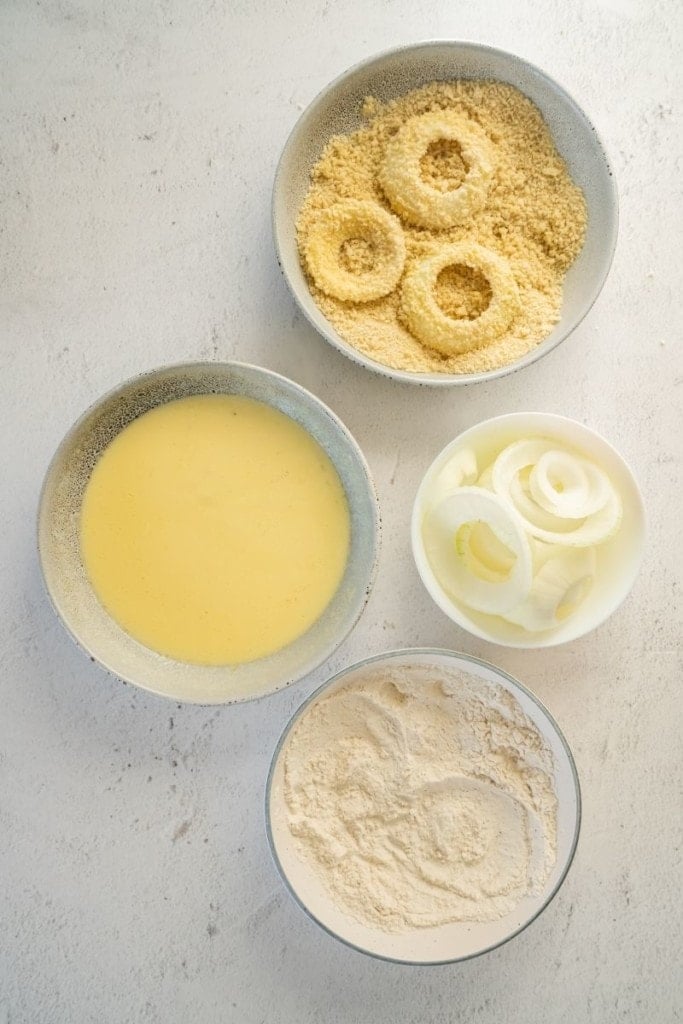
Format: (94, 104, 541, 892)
(267, 649, 580, 964)
(38, 362, 379, 704)
(412, 413, 645, 647)
(274, 41, 617, 385)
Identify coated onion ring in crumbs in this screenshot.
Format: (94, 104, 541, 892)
(295, 79, 588, 375)
(379, 109, 496, 229)
(302, 199, 406, 302)
(400, 241, 520, 356)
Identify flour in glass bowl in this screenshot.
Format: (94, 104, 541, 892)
(282, 663, 558, 932)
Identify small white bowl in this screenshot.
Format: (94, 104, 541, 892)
(412, 413, 645, 648)
(267, 648, 581, 964)
(38, 362, 380, 704)
(273, 40, 618, 386)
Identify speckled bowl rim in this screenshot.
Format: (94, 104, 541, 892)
(265, 647, 582, 965)
(272, 39, 619, 387)
(37, 361, 381, 705)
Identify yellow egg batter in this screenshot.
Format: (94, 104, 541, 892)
(80, 394, 350, 665)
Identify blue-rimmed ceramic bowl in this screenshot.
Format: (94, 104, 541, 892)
(38, 362, 380, 704)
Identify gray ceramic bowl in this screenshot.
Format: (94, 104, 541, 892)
(273, 40, 618, 386)
(38, 362, 380, 704)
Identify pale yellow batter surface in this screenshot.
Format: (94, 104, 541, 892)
(80, 394, 350, 665)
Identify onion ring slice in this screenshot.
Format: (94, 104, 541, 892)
(503, 546, 597, 632)
(302, 199, 406, 302)
(492, 440, 622, 547)
(423, 487, 532, 614)
(379, 110, 495, 229)
(428, 447, 478, 508)
(401, 242, 520, 356)
(476, 464, 494, 490)
(529, 450, 589, 518)
(510, 469, 581, 534)
(529, 450, 611, 519)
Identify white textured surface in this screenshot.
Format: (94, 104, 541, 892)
(1, 1, 681, 1021)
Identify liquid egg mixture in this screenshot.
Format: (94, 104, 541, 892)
(79, 394, 351, 665)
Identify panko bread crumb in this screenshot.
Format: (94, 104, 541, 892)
(296, 80, 588, 375)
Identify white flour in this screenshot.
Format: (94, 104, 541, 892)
(283, 664, 558, 932)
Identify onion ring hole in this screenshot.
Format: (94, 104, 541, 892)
(435, 263, 493, 320)
(419, 139, 469, 193)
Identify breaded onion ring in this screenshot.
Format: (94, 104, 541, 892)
(302, 199, 406, 302)
(400, 242, 520, 356)
(379, 110, 495, 229)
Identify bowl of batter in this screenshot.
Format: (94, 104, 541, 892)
(38, 362, 380, 704)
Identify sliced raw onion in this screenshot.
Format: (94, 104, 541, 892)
(492, 440, 622, 546)
(529, 449, 611, 519)
(531, 490, 622, 547)
(428, 447, 478, 508)
(456, 521, 517, 583)
(510, 470, 580, 534)
(503, 546, 597, 632)
(423, 487, 532, 614)
(530, 538, 566, 570)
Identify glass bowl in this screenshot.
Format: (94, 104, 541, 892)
(266, 648, 581, 964)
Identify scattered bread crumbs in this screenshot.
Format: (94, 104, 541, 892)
(296, 80, 588, 375)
